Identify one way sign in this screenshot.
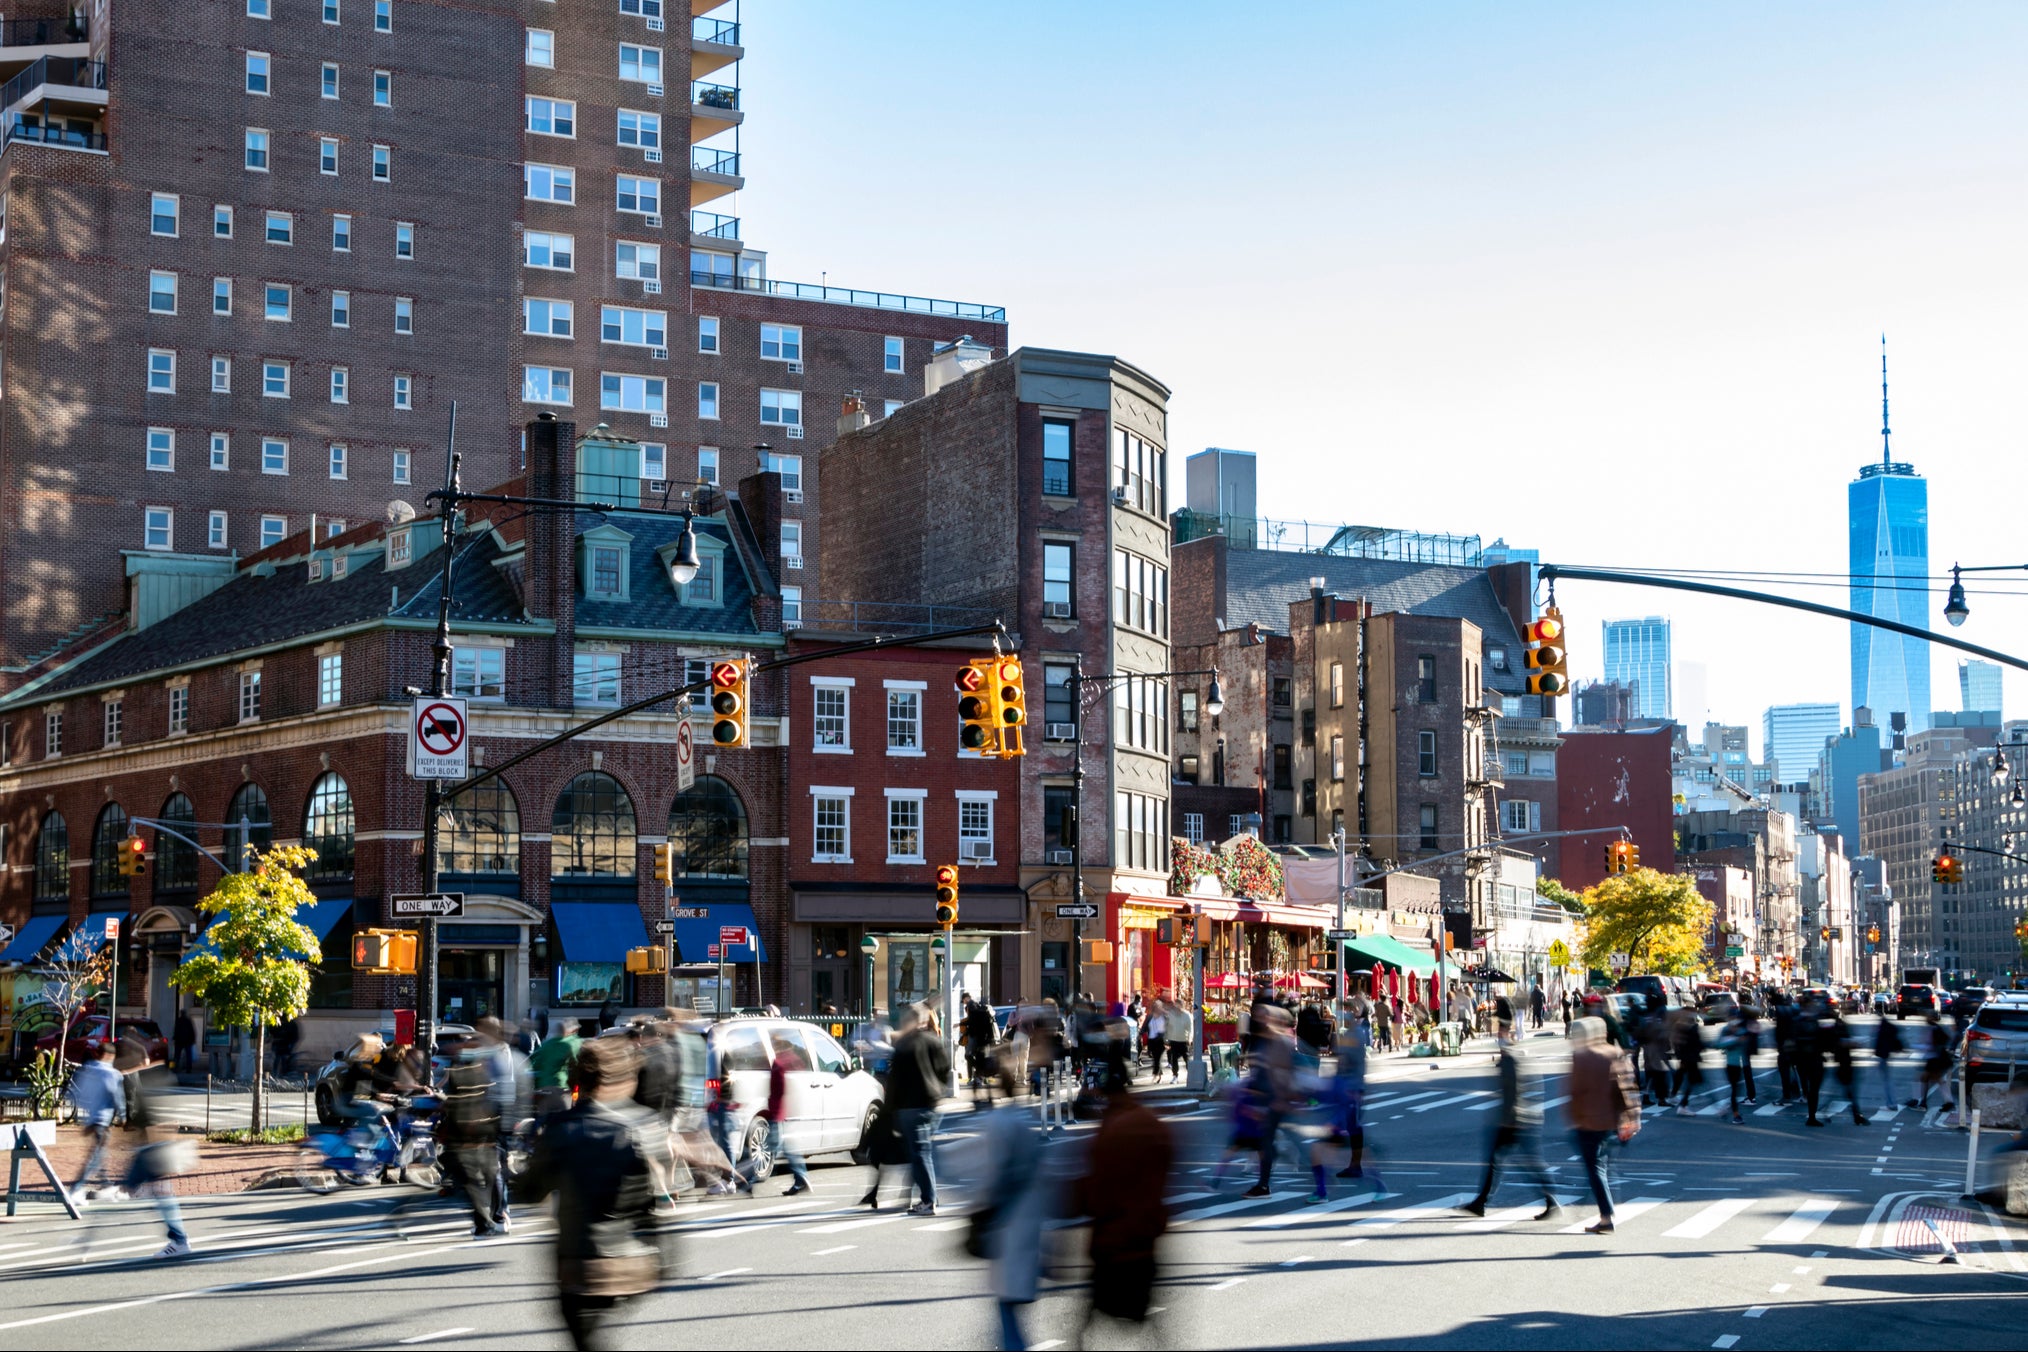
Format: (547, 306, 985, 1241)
(409, 695, 469, 780)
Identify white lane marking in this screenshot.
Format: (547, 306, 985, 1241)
(1762, 1198, 1837, 1245)
(797, 1214, 912, 1235)
(699, 1267, 752, 1282)
(1664, 1197, 1755, 1239)
(1340, 1237, 1369, 1248)
(1458, 1196, 1578, 1232)
(1713, 1337, 1740, 1349)
(1280, 1255, 1312, 1266)
(1792, 1265, 1811, 1274)
(1032, 1341, 1066, 1350)
(398, 1331, 474, 1346)
(1362, 1091, 1445, 1111)
(1753, 1101, 1787, 1117)
(1558, 1198, 1668, 1233)
(1172, 1193, 1303, 1225)
(1875, 1106, 1902, 1121)
(915, 1220, 967, 1232)
(1206, 1277, 1245, 1292)
(1163, 1108, 1218, 1120)
(1743, 1307, 1768, 1319)
(1241, 1190, 1399, 1228)
(1769, 1283, 1791, 1294)
(810, 1244, 856, 1256)
(1882, 1145, 1894, 1153)
(1695, 1100, 1728, 1116)
(1824, 1101, 1850, 1117)
(1350, 1193, 1479, 1231)
(1410, 1092, 1492, 1113)
(1162, 1191, 1217, 1207)
(1538, 1094, 1571, 1113)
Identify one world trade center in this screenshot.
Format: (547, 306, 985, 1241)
(1849, 341, 1931, 735)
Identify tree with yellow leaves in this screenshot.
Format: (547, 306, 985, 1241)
(1576, 867, 1713, 977)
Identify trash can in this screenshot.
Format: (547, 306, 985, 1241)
(1434, 1021, 1464, 1056)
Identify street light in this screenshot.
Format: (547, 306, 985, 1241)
(1994, 745, 2011, 788)
(668, 509, 701, 587)
(1944, 566, 1969, 627)
(1205, 671, 1226, 719)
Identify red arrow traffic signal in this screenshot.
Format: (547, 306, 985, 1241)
(955, 664, 985, 693)
(710, 661, 742, 688)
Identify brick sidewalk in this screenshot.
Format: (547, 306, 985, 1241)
(17, 1123, 297, 1203)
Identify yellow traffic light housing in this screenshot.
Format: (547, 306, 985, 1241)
(1627, 842, 1640, 870)
(625, 946, 668, 975)
(709, 658, 749, 748)
(993, 657, 1026, 759)
(352, 928, 419, 974)
(1820, 925, 1831, 942)
(1525, 609, 1569, 698)
(1933, 853, 1963, 885)
(654, 842, 674, 888)
(117, 835, 148, 878)
(1867, 924, 1881, 944)
(957, 660, 999, 756)
(934, 864, 960, 926)
(1604, 839, 1635, 875)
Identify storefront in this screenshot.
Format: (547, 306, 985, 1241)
(789, 887, 1027, 1019)
(1188, 896, 1334, 1038)
(1100, 892, 1189, 1007)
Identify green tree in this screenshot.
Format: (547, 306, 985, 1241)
(1577, 868, 1714, 977)
(170, 844, 321, 1130)
(1537, 877, 1584, 914)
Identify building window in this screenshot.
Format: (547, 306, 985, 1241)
(394, 374, 413, 409)
(958, 796, 993, 861)
(43, 711, 62, 760)
(1182, 812, 1204, 845)
(616, 240, 659, 279)
(1042, 420, 1073, 495)
(330, 366, 348, 402)
(1301, 708, 1315, 747)
(245, 128, 269, 171)
(813, 794, 850, 862)
(1041, 785, 1076, 852)
(1113, 790, 1169, 873)
(260, 515, 286, 548)
(884, 336, 904, 373)
(265, 284, 291, 321)
(760, 323, 801, 362)
(374, 69, 391, 107)
(145, 427, 174, 471)
(392, 449, 411, 484)
(214, 204, 233, 237)
(1418, 730, 1438, 777)
(395, 222, 414, 258)
(886, 794, 924, 863)
(697, 382, 719, 419)
(1112, 427, 1166, 515)
(572, 652, 621, 705)
(28, 810, 68, 899)
(1419, 803, 1439, 851)
(526, 162, 575, 204)
(1501, 799, 1540, 835)
(884, 400, 905, 418)
(1330, 733, 1345, 781)
(262, 437, 288, 474)
(765, 452, 802, 493)
(393, 297, 413, 334)
(759, 388, 801, 426)
(452, 646, 504, 699)
(239, 669, 263, 722)
(147, 350, 175, 394)
(372, 145, 390, 180)
(210, 433, 230, 470)
(225, 782, 273, 867)
(813, 683, 849, 750)
(245, 50, 270, 94)
(150, 192, 178, 237)
(698, 315, 719, 352)
(149, 270, 177, 313)
(668, 776, 747, 879)
(319, 138, 338, 174)
(1043, 542, 1074, 615)
(1329, 661, 1345, 708)
(1273, 744, 1292, 789)
(265, 210, 292, 245)
(1273, 677, 1292, 708)
(438, 781, 520, 874)
(321, 61, 339, 98)
(263, 359, 290, 397)
(328, 442, 348, 479)
(1177, 688, 1199, 734)
(1041, 662, 1076, 736)
(615, 175, 660, 215)
(617, 108, 660, 149)
(550, 772, 636, 879)
(204, 510, 227, 550)
(590, 545, 623, 596)
(1110, 549, 1168, 636)
(527, 95, 575, 136)
(168, 685, 190, 733)
(143, 507, 173, 550)
(780, 521, 802, 562)
(332, 214, 352, 251)
(91, 804, 132, 895)
(601, 305, 667, 347)
(641, 441, 666, 480)
(303, 773, 355, 880)
(213, 276, 232, 314)
(887, 688, 921, 752)
(374, 0, 391, 31)
(1417, 655, 1437, 704)
(781, 585, 802, 627)
(600, 373, 665, 413)
(527, 28, 554, 66)
(697, 446, 718, 484)
(618, 44, 662, 83)
(524, 366, 572, 404)
(525, 298, 573, 337)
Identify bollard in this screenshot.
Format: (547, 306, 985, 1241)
(205, 1073, 212, 1136)
(1965, 1109, 1982, 1199)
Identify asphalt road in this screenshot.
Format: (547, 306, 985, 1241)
(3, 1029, 2022, 1351)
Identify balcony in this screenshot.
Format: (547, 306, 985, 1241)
(690, 81, 742, 142)
(0, 56, 107, 120)
(688, 269, 1007, 322)
(691, 144, 743, 207)
(692, 0, 734, 14)
(5, 114, 104, 154)
(691, 16, 742, 81)
(690, 210, 739, 242)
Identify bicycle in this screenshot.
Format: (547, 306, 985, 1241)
(295, 1093, 442, 1193)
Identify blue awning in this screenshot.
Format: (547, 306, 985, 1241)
(670, 902, 766, 965)
(300, 898, 354, 941)
(551, 902, 650, 964)
(71, 914, 122, 948)
(0, 914, 65, 965)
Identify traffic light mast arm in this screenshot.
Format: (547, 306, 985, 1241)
(1539, 565, 2028, 675)
(1343, 826, 1634, 889)
(1940, 839, 2028, 867)
(125, 815, 234, 874)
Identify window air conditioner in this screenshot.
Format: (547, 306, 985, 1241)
(648, 480, 667, 493)
(651, 347, 668, 361)
(1043, 601, 1071, 619)
(646, 16, 665, 31)
(1046, 848, 1074, 866)
(649, 413, 668, 427)
(644, 149, 663, 164)
(645, 213, 663, 228)
(785, 490, 802, 504)
(786, 361, 803, 374)
(1046, 722, 1076, 741)
(784, 555, 802, 569)
(1110, 485, 1129, 506)
(962, 839, 993, 862)
(642, 279, 662, 294)
(785, 425, 804, 439)
(647, 83, 664, 98)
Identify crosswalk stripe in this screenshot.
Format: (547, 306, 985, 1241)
(1558, 1197, 1668, 1233)
(1538, 1094, 1571, 1113)
(1761, 1198, 1836, 1245)
(1410, 1092, 1491, 1113)
(1458, 1195, 1579, 1232)
(1465, 1098, 1504, 1112)
(796, 1215, 911, 1235)
(1162, 1191, 1217, 1207)
(1664, 1197, 1756, 1239)
(1824, 1100, 1850, 1117)
(1241, 1190, 1400, 1228)
(1171, 1192, 1304, 1226)
(1753, 1101, 1787, 1117)
(1875, 1105, 1902, 1121)
(1364, 1091, 1445, 1111)
(1350, 1193, 1479, 1230)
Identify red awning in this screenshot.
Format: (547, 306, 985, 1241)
(1191, 898, 1242, 921)
(1105, 892, 1188, 912)
(1235, 902, 1333, 930)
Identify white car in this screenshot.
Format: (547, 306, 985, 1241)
(708, 1016, 883, 1180)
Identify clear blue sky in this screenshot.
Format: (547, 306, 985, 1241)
(738, 2, 2028, 755)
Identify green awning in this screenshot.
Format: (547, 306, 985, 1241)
(1341, 932, 1437, 976)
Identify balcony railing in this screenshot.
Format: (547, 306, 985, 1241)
(692, 81, 739, 111)
(690, 210, 739, 241)
(0, 56, 106, 113)
(694, 16, 740, 45)
(0, 15, 86, 46)
(688, 270, 1008, 322)
(5, 116, 104, 152)
(693, 146, 740, 176)
(791, 599, 1002, 636)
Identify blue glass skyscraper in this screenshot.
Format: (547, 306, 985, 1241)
(1602, 616, 1671, 720)
(1849, 342, 1931, 734)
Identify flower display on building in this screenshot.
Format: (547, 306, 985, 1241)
(1169, 834, 1285, 903)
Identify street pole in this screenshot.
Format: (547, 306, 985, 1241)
(417, 413, 459, 1056)
(1333, 827, 1348, 1030)
(1068, 655, 1085, 1008)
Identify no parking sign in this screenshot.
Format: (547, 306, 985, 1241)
(409, 696, 469, 780)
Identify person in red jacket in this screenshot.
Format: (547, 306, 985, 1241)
(760, 1032, 811, 1196)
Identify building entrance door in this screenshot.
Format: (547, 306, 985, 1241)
(438, 949, 504, 1024)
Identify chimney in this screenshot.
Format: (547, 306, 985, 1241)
(1310, 576, 1327, 625)
(837, 390, 873, 438)
(923, 335, 994, 397)
(525, 414, 578, 704)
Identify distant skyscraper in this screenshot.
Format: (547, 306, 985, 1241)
(1602, 617, 1672, 720)
(1764, 703, 1842, 785)
(1959, 660, 2002, 718)
(1849, 339, 1931, 735)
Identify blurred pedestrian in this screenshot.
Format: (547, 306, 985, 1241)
(1531, 984, 1547, 1030)
(885, 1007, 952, 1215)
(1637, 1002, 1672, 1107)
(1242, 1004, 1299, 1198)
(962, 995, 998, 1098)
(1462, 1015, 1557, 1220)
(1565, 1017, 1640, 1235)
(1773, 993, 1804, 1104)
(172, 1008, 196, 1076)
(1074, 1062, 1174, 1337)
(1796, 997, 1828, 1127)
(1561, 992, 1573, 1033)
(442, 1032, 506, 1236)
(1164, 997, 1193, 1084)
(1717, 1010, 1752, 1123)
(759, 1028, 812, 1196)
(518, 1037, 670, 1352)
(528, 1019, 587, 1116)
(1824, 1006, 1869, 1126)
(1873, 1011, 1905, 1111)
(1916, 1008, 1954, 1110)
(971, 1055, 1046, 1351)
(1312, 1016, 1375, 1196)
(1669, 1005, 1704, 1114)
(69, 1043, 124, 1201)
(632, 1017, 682, 1211)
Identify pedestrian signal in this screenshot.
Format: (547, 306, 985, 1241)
(934, 864, 959, 926)
(992, 657, 1026, 759)
(1525, 608, 1569, 698)
(625, 946, 668, 974)
(957, 660, 998, 755)
(351, 928, 418, 974)
(709, 658, 748, 747)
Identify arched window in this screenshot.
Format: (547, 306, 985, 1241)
(303, 774, 355, 881)
(34, 811, 69, 901)
(224, 783, 272, 869)
(668, 776, 748, 879)
(91, 803, 130, 897)
(154, 793, 199, 894)
(551, 772, 636, 878)
(438, 781, 521, 874)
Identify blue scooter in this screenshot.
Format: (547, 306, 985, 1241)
(296, 1093, 443, 1192)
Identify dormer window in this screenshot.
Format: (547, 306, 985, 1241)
(333, 552, 349, 579)
(591, 546, 622, 596)
(308, 556, 324, 581)
(388, 528, 412, 567)
(685, 553, 717, 604)
(578, 522, 634, 601)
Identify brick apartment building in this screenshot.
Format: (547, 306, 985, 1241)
(0, 417, 802, 1055)
(820, 345, 1177, 1006)
(0, 0, 1003, 678)
(1171, 622, 1292, 846)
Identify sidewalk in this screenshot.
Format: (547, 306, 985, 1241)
(5, 1123, 299, 1220)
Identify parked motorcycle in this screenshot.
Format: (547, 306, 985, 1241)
(295, 1093, 443, 1192)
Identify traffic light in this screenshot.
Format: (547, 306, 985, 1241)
(116, 835, 148, 878)
(625, 946, 668, 974)
(934, 864, 959, 926)
(709, 658, 748, 747)
(1933, 853, 1964, 885)
(957, 660, 999, 756)
(1627, 843, 1641, 870)
(351, 929, 419, 974)
(1867, 924, 1881, 944)
(653, 843, 674, 888)
(992, 657, 1026, 759)
(1821, 925, 1832, 942)
(1525, 608, 1569, 698)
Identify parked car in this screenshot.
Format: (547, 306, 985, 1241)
(1697, 991, 1740, 1025)
(708, 1015, 884, 1181)
(1614, 975, 1685, 1012)
(33, 1015, 170, 1067)
(1895, 984, 1941, 1019)
(311, 1023, 473, 1126)
(1959, 999, 2028, 1084)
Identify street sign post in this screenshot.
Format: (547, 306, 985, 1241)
(1547, 939, 1571, 968)
(1054, 903, 1099, 920)
(674, 718, 695, 794)
(1609, 951, 1630, 969)
(408, 696, 469, 780)
(1725, 945, 1745, 958)
(719, 925, 750, 948)
(653, 919, 676, 935)
(1325, 928, 1359, 943)
(390, 893, 466, 919)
